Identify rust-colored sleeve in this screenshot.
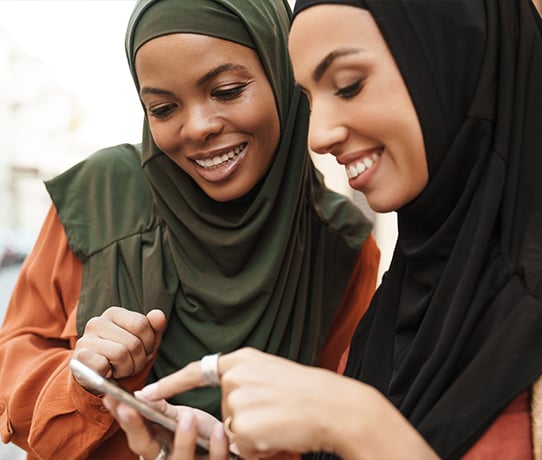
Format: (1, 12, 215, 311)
(0, 206, 146, 459)
(461, 390, 532, 459)
(317, 234, 380, 373)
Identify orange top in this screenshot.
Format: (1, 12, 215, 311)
(0, 206, 380, 459)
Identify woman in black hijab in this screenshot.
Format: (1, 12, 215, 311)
(0, 0, 382, 458)
(106, 0, 542, 459)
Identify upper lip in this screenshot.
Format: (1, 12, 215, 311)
(335, 146, 383, 166)
(188, 142, 246, 161)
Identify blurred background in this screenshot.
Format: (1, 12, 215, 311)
(0, 1, 396, 459)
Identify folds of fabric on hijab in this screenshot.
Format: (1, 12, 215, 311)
(293, 0, 542, 458)
(47, 0, 372, 419)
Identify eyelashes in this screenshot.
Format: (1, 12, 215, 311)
(334, 78, 364, 99)
(211, 82, 250, 101)
(148, 103, 176, 119)
(146, 82, 251, 120)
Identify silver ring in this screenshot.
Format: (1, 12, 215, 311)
(224, 415, 235, 440)
(201, 352, 222, 387)
(139, 440, 168, 460)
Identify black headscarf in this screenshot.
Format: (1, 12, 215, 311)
(293, 0, 542, 458)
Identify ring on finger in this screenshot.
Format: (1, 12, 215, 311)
(139, 440, 169, 460)
(224, 416, 235, 440)
(201, 352, 222, 387)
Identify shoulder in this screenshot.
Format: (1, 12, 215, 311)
(45, 143, 158, 258)
(309, 166, 373, 248)
(52, 143, 145, 181)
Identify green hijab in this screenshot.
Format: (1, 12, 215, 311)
(49, 0, 372, 418)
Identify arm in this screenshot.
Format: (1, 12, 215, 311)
(0, 206, 159, 459)
(318, 234, 380, 372)
(137, 348, 439, 460)
(0, 206, 113, 458)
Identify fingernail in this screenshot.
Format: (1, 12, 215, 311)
(102, 397, 112, 411)
(179, 411, 195, 432)
(116, 404, 133, 422)
(212, 422, 226, 440)
(139, 383, 157, 398)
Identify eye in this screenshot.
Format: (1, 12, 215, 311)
(211, 82, 250, 101)
(334, 78, 364, 99)
(147, 103, 177, 119)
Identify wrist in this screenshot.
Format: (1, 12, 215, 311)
(333, 384, 439, 460)
(313, 375, 371, 457)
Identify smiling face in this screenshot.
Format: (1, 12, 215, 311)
(289, 5, 428, 212)
(135, 33, 280, 202)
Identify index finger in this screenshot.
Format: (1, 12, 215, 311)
(139, 360, 207, 400)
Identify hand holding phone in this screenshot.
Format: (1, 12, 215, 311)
(69, 359, 243, 459)
(70, 359, 217, 452)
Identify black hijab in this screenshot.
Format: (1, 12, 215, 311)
(293, 0, 542, 458)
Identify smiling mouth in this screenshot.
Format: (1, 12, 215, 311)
(345, 151, 382, 179)
(193, 143, 247, 169)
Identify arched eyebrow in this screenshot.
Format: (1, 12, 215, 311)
(140, 87, 172, 97)
(313, 47, 364, 82)
(197, 63, 249, 86)
(140, 63, 250, 97)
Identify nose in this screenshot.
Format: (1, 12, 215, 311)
(180, 104, 223, 144)
(307, 100, 348, 155)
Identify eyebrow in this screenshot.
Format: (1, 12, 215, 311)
(312, 48, 364, 82)
(197, 63, 249, 86)
(140, 86, 173, 97)
(140, 62, 249, 97)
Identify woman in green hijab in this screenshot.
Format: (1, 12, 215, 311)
(0, 0, 379, 458)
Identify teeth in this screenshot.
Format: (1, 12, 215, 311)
(195, 144, 245, 169)
(346, 152, 380, 179)
(362, 157, 373, 168)
(348, 165, 358, 177)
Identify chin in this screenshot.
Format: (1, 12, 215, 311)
(365, 195, 398, 214)
(366, 198, 388, 214)
(206, 185, 252, 203)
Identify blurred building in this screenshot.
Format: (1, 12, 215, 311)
(0, 26, 88, 260)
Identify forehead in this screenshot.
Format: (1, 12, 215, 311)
(135, 33, 264, 81)
(137, 33, 258, 64)
(289, 4, 383, 63)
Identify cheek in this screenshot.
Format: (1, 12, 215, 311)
(148, 122, 178, 156)
(401, 112, 427, 189)
(244, 95, 281, 154)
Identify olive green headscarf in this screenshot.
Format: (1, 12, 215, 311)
(48, 0, 372, 419)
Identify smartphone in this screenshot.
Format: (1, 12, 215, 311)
(69, 358, 243, 458)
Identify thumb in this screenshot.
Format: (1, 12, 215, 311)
(147, 308, 167, 335)
(146, 309, 167, 358)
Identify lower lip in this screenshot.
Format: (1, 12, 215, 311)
(347, 154, 381, 192)
(193, 147, 246, 183)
